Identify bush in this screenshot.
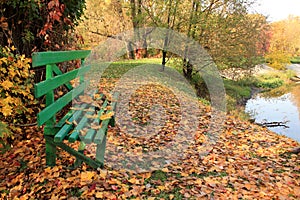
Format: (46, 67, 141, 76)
(265, 51, 291, 70)
(0, 46, 37, 126)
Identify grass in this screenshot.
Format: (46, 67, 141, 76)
(191, 171, 228, 178)
(149, 170, 168, 182)
(291, 57, 300, 64)
(89, 58, 165, 79)
(89, 58, 296, 118)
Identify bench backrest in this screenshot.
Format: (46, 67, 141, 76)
(32, 50, 91, 130)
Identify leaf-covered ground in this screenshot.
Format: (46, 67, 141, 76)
(1, 72, 300, 199)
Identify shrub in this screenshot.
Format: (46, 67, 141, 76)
(265, 51, 291, 70)
(0, 46, 37, 126)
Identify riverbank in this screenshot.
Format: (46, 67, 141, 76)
(222, 66, 297, 118)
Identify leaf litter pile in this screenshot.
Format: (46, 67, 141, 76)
(1, 74, 300, 199)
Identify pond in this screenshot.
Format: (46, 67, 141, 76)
(245, 83, 300, 142)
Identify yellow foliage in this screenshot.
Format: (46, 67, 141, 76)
(265, 51, 291, 70)
(0, 46, 37, 125)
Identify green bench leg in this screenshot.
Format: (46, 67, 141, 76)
(73, 141, 86, 168)
(109, 116, 116, 127)
(45, 138, 57, 166)
(96, 135, 107, 165)
(45, 136, 102, 169)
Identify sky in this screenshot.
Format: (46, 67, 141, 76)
(253, 0, 300, 22)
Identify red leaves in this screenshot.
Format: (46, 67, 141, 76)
(39, 1, 68, 39)
(0, 16, 8, 31)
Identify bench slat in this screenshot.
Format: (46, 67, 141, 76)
(84, 129, 96, 144)
(54, 104, 89, 142)
(32, 50, 91, 68)
(35, 65, 90, 98)
(83, 99, 109, 144)
(93, 93, 119, 144)
(55, 90, 98, 128)
(94, 119, 110, 144)
(37, 82, 87, 126)
(55, 110, 75, 128)
(68, 108, 96, 143)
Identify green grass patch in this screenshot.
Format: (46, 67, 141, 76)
(254, 70, 295, 89)
(222, 78, 253, 113)
(89, 58, 162, 79)
(67, 187, 82, 197)
(155, 187, 183, 199)
(224, 79, 252, 99)
(191, 171, 228, 178)
(291, 57, 300, 64)
(150, 170, 168, 182)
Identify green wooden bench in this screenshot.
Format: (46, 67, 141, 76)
(32, 50, 118, 169)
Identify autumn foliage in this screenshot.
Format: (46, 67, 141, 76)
(0, 46, 37, 132)
(0, 0, 85, 56)
(266, 16, 300, 69)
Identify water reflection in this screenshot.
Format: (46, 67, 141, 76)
(245, 85, 300, 142)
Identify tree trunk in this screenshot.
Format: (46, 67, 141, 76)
(182, 0, 198, 80)
(183, 60, 193, 79)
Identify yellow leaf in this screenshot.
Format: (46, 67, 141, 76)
(180, 172, 189, 177)
(99, 169, 108, 179)
(0, 57, 8, 64)
(128, 177, 140, 184)
(94, 93, 101, 99)
(195, 178, 202, 186)
(95, 192, 103, 198)
(100, 111, 114, 120)
(57, 90, 63, 96)
(8, 68, 16, 77)
(1, 104, 12, 117)
(157, 185, 165, 191)
(80, 171, 95, 183)
(44, 167, 52, 174)
(162, 168, 169, 172)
